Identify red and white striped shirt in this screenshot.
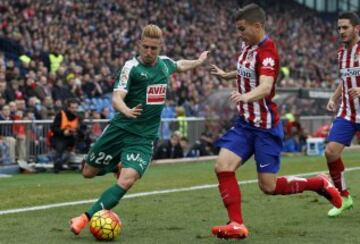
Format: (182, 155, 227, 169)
(337, 43, 360, 123)
(236, 36, 280, 129)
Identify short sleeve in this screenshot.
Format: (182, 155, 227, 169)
(257, 49, 279, 78)
(160, 56, 177, 75)
(113, 61, 135, 92)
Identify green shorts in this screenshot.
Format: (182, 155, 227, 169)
(86, 123, 153, 176)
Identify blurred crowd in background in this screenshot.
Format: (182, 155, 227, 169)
(0, 0, 342, 165)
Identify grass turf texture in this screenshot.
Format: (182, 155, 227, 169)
(0, 151, 359, 243)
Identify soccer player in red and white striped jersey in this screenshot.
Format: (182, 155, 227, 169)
(325, 12, 360, 217)
(209, 4, 342, 239)
(232, 32, 280, 129)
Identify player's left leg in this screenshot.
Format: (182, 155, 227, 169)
(70, 167, 139, 235)
(70, 125, 126, 235)
(257, 173, 342, 208)
(254, 128, 342, 208)
(325, 118, 356, 216)
(85, 167, 139, 218)
(71, 132, 153, 234)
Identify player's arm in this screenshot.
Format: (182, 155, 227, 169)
(230, 75, 274, 103)
(327, 81, 342, 112)
(176, 51, 209, 72)
(210, 65, 237, 80)
(112, 90, 142, 119)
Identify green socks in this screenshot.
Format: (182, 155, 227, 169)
(86, 184, 127, 218)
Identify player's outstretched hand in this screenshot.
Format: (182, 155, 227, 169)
(124, 104, 143, 119)
(349, 87, 360, 99)
(210, 65, 226, 78)
(326, 99, 337, 112)
(198, 51, 209, 64)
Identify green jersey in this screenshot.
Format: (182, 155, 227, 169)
(111, 56, 177, 139)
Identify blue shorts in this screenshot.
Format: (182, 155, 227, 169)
(215, 118, 284, 173)
(327, 117, 360, 146)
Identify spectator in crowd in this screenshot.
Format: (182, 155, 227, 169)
(153, 131, 183, 160)
(0, 0, 339, 123)
(50, 98, 81, 173)
(176, 106, 188, 138)
(0, 105, 15, 163)
(100, 107, 111, 120)
(186, 131, 217, 157)
(282, 113, 307, 153)
(179, 136, 190, 157)
(12, 109, 27, 164)
(89, 110, 103, 142)
(160, 100, 176, 140)
(0, 136, 11, 165)
(0, 0, 345, 165)
(313, 124, 331, 138)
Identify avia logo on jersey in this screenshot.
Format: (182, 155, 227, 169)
(146, 84, 167, 105)
(340, 67, 360, 77)
(237, 65, 255, 79)
(262, 57, 275, 67)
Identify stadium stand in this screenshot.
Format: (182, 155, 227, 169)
(0, 0, 343, 164)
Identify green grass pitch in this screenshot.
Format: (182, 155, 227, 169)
(0, 151, 359, 243)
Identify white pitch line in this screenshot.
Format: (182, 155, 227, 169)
(1, 167, 360, 216)
(0, 174, 11, 178)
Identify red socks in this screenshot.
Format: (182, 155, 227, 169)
(216, 172, 243, 224)
(327, 158, 349, 197)
(274, 176, 324, 195)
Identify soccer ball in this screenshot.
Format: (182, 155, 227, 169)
(89, 210, 122, 241)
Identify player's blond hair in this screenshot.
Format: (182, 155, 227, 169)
(141, 24, 162, 40)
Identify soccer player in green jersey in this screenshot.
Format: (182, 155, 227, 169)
(70, 24, 208, 235)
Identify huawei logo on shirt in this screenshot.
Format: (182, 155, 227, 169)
(262, 57, 275, 67)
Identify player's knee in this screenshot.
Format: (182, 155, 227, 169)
(82, 170, 96, 178)
(258, 182, 275, 195)
(214, 159, 236, 173)
(118, 173, 138, 190)
(325, 145, 340, 160)
(81, 163, 97, 178)
(118, 177, 136, 190)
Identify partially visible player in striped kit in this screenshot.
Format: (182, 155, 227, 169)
(209, 4, 342, 240)
(325, 12, 360, 217)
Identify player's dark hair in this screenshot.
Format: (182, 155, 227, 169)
(235, 3, 266, 25)
(338, 12, 360, 26)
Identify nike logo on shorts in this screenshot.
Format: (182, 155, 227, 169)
(259, 163, 270, 168)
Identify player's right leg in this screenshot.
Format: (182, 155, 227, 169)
(211, 125, 254, 240)
(211, 148, 248, 239)
(70, 168, 138, 235)
(325, 117, 355, 216)
(70, 124, 124, 235)
(325, 142, 353, 216)
(81, 162, 100, 178)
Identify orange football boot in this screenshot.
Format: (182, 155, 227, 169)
(317, 174, 342, 208)
(211, 221, 249, 239)
(70, 213, 89, 235)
